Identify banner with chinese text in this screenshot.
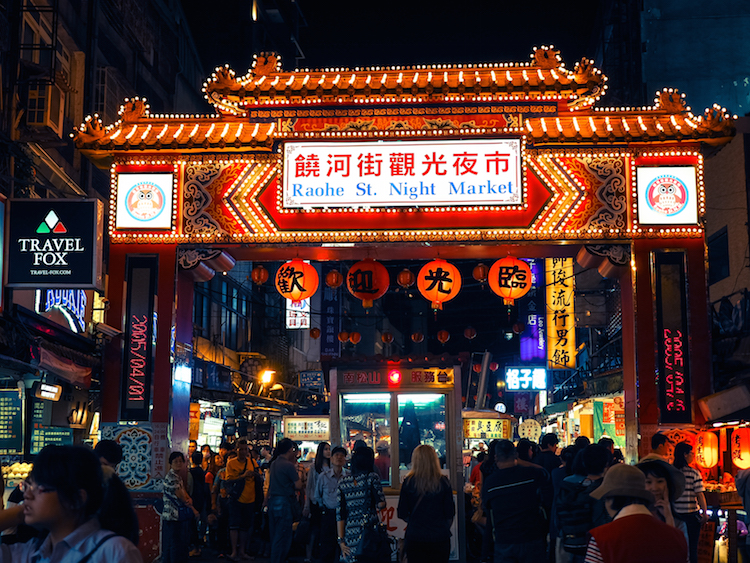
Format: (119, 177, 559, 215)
(545, 258, 576, 369)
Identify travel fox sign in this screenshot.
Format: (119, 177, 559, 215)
(283, 139, 522, 208)
(7, 200, 104, 289)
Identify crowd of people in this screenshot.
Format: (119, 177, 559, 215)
(163, 438, 454, 563)
(467, 432, 708, 563)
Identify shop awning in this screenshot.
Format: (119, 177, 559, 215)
(544, 401, 572, 416)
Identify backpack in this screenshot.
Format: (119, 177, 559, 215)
(555, 477, 602, 555)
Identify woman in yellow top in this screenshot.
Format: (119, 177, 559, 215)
(224, 439, 260, 561)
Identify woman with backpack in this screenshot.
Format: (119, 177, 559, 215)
(0, 444, 143, 562)
(398, 445, 455, 563)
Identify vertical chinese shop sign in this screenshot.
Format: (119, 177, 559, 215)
(321, 264, 341, 358)
(520, 259, 546, 362)
(545, 258, 576, 369)
(121, 256, 158, 421)
(654, 252, 692, 424)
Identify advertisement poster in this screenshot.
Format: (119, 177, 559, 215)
(594, 398, 625, 449)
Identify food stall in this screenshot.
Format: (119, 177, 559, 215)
(283, 415, 330, 458)
(330, 363, 464, 562)
(461, 409, 515, 477)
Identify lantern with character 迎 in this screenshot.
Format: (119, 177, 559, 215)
(346, 259, 389, 309)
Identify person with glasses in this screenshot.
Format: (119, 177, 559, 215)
(0, 444, 142, 562)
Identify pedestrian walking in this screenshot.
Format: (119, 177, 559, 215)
(584, 463, 688, 563)
(316, 446, 349, 563)
(0, 444, 143, 562)
(397, 444, 455, 563)
(163, 451, 199, 563)
(267, 438, 303, 563)
(225, 439, 260, 561)
(336, 446, 386, 563)
(212, 452, 233, 556)
(482, 439, 549, 563)
(304, 442, 331, 563)
(188, 451, 208, 557)
(672, 442, 708, 563)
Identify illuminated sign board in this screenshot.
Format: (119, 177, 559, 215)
(546, 257, 576, 369)
(520, 258, 546, 361)
(636, 166, 698, 225)
(7, 199, 103, 289)
(286, 298, 310, 329)
(284, 416, 330, 441)
(35, 289, 87, 333)
(340, 367, 453, 387)
(283, 139, 522, 208)
(32, 382, 63, 402)
(463, 418, 511, 440)
(30, 426, 74, 454)
(0, 390, 23, 455)
(505, 366, 547, 391)
(655, 251, 692, 424)
(120, 256, 158, 421)
(115, 173, 174, 230)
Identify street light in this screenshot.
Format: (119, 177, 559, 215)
(261, 370, 275, 384)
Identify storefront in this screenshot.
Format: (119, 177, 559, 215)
(73, 47, 734, 561)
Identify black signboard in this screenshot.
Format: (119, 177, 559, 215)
(120, 255, 158, 421)
(6, 199, 103, 289)
(30, 426, 74, 455)
(0, 390, 23, 455)
(655, 251, 692, 424)
(321, 264, 341, 357)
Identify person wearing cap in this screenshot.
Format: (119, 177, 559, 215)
(481, 439, 548, 562)
(374, 440, 390, 482)
(584, 464, 688, 563)
(315, 446, 349, 563)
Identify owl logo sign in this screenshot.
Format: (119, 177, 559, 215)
(115, 173, 174, 230)
(636, 166, 698, 225)
(646, 175, 688, 216)
(126, 182, 165, 221)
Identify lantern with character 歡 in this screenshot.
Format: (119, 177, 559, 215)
(346, 259, 389, 309)
(275, 259, 318, 305)
(488, 257, 532, 305)
(417, 259, 462, 310)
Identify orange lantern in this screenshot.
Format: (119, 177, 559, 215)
(512, 322, 526, 334)
(488, 257, 532, 305)
(338, 331, 350, 343)
(275, 259, 319, 305)
(325, 269, 344, 289)
(397, 269, 416, 288)
(695, 431, 719, 469)
(349, 332, 361, 344)
(411, 332, 424, 343)
(473, 263, 489, 283)
(347, 259, 389, 308)
(732, 428, 750, 469)
(417, 259, 462, 310)
(310, 327, 321, 339)
(437, 330, 450, 344)
(381, 332, 394, 344)
(464, 326, 477, 340)
(251, 265, 269, 285)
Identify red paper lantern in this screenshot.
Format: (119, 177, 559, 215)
(464, 326, 477, 340)
(310, 327, 321, 339)
(512, 323, 526, 334)
(251, 265, 269, 285)
(349, 332, 361, 344)
(695, 431, 719, 469)
(325, 269, 344, 289)
(733, 428, 750, 470)
(417, 259, 462, 310)
(381, 332, 394, 344)
(473, 263, 489, 283)
(275, 259, 319, 305)
(347, 259, 389, 308)
(397, 269, 416, 288)
(472, 363, 482, 373)
(437, 330, 450, 344)
(411, 332, 424, 343)
(490, 362, 499, 372)
(338, 331, 350, 343)
(488, 257, 532, 305)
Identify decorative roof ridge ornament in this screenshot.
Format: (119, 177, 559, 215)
(120, 98, 150, 122)
(252, 51, 282, 77)
(531, 45, 562, 70)
(655, 88, 688, 114)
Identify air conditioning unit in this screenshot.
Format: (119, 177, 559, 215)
(27, 82, 64, 137)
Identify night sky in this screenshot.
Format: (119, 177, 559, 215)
(182, 1, 602, 74)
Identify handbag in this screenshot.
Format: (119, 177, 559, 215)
(225, 460, 248, 501)
(354, 475, 390, 562)
(164, 489, 194, 522)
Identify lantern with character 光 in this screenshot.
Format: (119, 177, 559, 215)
(417, 259, 462, 310)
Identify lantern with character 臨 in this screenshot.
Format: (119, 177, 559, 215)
(488, 257, 532, 305)
(417, 259, 462, 310)
(275, 259, 318, 305)
(732, 428, 750, 470)
(695, 431, 719, 469)
(346, 259, 389, 309)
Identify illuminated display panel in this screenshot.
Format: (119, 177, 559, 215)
(545, 258, 576, 369)
(636, 166, 698, 225)
(283, 139, 522, 208)
(115, 173, 174, 230)
(654, 251, 692, 424)
(505, 366, 547, 391)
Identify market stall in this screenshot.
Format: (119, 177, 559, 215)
(330, 363, 464, 561)
(284, 415, 330, 458)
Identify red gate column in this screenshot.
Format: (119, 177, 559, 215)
(620, 261, 639, 463)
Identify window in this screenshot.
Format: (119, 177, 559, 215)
(193, 277, 251, 351)
(708, 227, 730, 285)
(397, 394, 446, 472)
(341, 393, 391, 482)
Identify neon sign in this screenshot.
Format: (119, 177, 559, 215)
(505, 366, 547, 391)
(35, 289, 87, 333)
(663, 329, 687, 412)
